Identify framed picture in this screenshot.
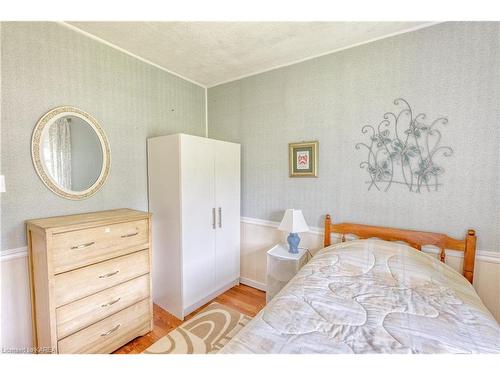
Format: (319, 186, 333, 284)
(288, 141, 318, 177)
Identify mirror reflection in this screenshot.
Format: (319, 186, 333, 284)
(41, 115, 103, 192)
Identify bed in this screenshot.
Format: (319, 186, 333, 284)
(221, 215, 500, 354)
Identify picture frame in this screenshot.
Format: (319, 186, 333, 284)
(288, 141, 318, 177)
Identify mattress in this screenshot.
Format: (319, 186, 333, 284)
(221, 239, 500, 353)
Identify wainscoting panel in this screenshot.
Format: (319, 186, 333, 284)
(240, 218, 500, 323)
(1, 220, 498, 351)
(1, 251, 33, 351)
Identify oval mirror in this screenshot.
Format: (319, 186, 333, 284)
(31, 106, 110, 200)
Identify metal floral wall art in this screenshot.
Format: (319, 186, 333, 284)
(356, 98, 453, 192)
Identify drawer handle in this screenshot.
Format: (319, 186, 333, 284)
(121, 232, 139, 238)
(101, 297, 121, 308)
(98, 270, 120, 279)
(100, 324, 121, 337)
(71, 241, 95, 250)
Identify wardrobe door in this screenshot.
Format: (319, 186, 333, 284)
(214, 140, 241, 289)
(180, 135, 216, 310)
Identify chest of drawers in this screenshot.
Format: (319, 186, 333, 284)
(27, 209, 152, 354)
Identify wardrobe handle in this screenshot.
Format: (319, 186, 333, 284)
(71, 241, 95, 250)
(100, 324, 121, 337)
(212, 208, 216, 229)
(218, 207, 222, 228)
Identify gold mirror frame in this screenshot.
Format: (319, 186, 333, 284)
(31, 106, 111, 200)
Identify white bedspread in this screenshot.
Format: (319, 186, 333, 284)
(221, 239, 500, 353)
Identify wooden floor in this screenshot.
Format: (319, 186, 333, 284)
(113, 284, 266, 354)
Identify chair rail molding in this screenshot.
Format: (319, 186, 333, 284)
(0, 247, 28, 262)
(240, 216, 499, 323)
(240, 216, 500, 263)
(1, 228, 499, 264)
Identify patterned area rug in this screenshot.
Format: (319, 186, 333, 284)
(143, 303, 251, 354)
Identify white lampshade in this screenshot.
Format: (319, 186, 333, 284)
(0, 175, 5, 193)
(278, 209, 309, 233)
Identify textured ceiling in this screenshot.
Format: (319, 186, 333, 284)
(66, 22, 434, 87)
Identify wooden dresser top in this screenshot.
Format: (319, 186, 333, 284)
(26, 208, 151, 232)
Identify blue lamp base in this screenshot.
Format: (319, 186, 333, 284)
(287, 232, 301, 254)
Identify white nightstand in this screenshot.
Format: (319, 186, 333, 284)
(266, 243, 309, 303)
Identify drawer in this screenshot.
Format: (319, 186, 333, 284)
(54, 250, 150, 307)
(52, 219, 149, 274)
(56, 274, 150, 339)
(58, 299, 151, 354)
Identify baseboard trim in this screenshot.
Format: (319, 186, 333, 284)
(240, 217, 500, 264)
(240, 277, 266, 292)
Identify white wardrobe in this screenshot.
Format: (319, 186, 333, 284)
(147, 133, 240, 320)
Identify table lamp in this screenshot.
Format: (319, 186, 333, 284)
(278, 209, 309, 254)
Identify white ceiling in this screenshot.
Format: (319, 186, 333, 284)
(66, 22, 435, 87)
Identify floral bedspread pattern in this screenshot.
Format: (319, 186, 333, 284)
(221, 240, 500, 354)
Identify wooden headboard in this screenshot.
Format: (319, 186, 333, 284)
(323, 214, 477, 283)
